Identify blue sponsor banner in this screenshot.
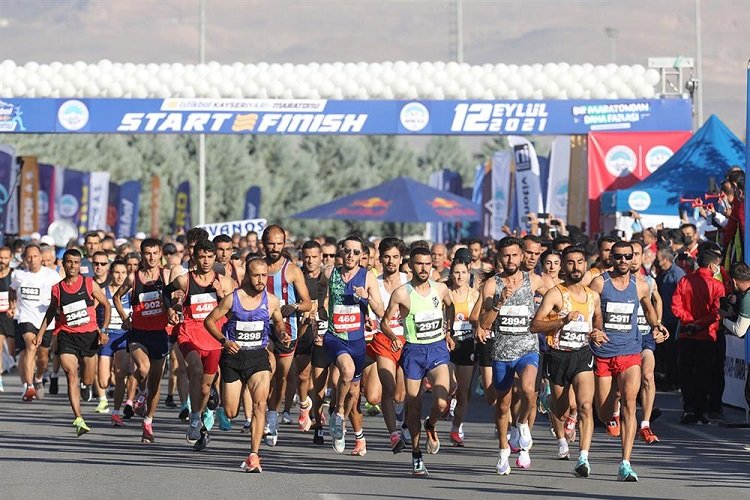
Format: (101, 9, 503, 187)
(107, 181, 120, 232)
(38, 163, 55, 234)
(0, 98, 693, 135)
(0, 146, 13, 236)
(116, 180, 141, 238)
(172, 181, 191, 232)
(59, 168, 89, 233)
(243, 186, 261, 219)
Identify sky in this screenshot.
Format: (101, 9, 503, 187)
(0, 0, 748, 136)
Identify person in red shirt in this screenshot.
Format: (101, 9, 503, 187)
(721, 169, 744, 253)
(671, 248, 726, 424)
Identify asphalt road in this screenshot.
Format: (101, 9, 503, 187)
(1, 375, 749, 500)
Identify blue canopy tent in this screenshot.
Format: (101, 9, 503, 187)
(601, 115, 746, 216)
(291, 176, 481, 222)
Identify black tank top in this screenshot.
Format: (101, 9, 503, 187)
(183, 272, 220, 321)
(0, 271, 12, 332)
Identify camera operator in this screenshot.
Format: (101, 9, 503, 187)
(720, 262, 750, 338)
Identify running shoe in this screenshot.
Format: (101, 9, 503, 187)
(518, 424, 533, 451)
(22, 385, 36, 402)
(508, 425, 521, 453)
(401, 422, 411, 444)
(298, 407, 312, 432)
(321, 401, 330, 425)
(281, 410, 293, 425)
(187, 415, 202, 443)
(266, 410, 279, 446)
(365, 402, 381, 416)
(33, 380, 45, 400)
(496, 448, 511, 476)
(390, 431, 405, 454)
(134, 393, 147, 417)
(241, 453, 262, 473)
(241, 420, 252, 434)
(0, 376, 4, 392)
(564, 415, 577, 443)
(217, 407, 232, 431)
(202, 408, 215, 431)
(207, 386, 219, 411)
(679, 412, 698, 425)
(424, 417, 440, 454)
(450, 430, 465, 447)
(164, 394, 177, 408)
(449, 397, 457, 419)
(412, 455, 429, 477)
(394, 402, 405, 422)
(313, 428, 325, 445)
(329, 412, 345, 440)
(193, 428, 210, 451)
(141, 422, 154, 443)
(332, 431, 346, 454)
(178, 402, 190, 422)
(49, 376, 58, 395)
(516, 450, 531, 469)
(81, 384, 93, 402)
(639, 426, 659, 444)
(617, 461, 638, 482)
(95, 399, 110, 414)
(351, 437, 367, 456)
(607, 415, 621, 437)
(575, 456, 591, 477)
(557, 440, 570, 460)
(111, 414, 125, 427)
(73, 417, 90, 437)
(697, 414, 710, 425)
(123, 402, 134, 419)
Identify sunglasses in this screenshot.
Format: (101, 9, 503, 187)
(612, 253, 633, 261)
(322, 253, 336, 258)
(93, 261, 109, 266)
(343, 249, 362, 256)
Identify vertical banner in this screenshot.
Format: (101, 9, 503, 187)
(172, 181, 191, 232)
(587, 131, 691, 234)
(116, 180, 141, 238)
(106, 182, 120, 233)
(547, 136, 572, 222)
(18, 156, 39, 237)
(37, 163, 55, 235)
(427, 170, 463, 243)
(59, 168, 90, 234)
(243, 186, 262, 220)
(0, 144, 16, 238)
(87, 171, 110, 231)
(508, 136, 544, 231)
(471, 161, 492, 239)
(568, 135, 589, 231)
(489, 152, 512, 239)
(150, 175, 160, 237)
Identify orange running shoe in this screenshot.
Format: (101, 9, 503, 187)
(450, 431, 465, 447)
(22, 385, 36, 402)
(639, 426, 659, 444)
(606, 415, 621, 438)
(351, 438, 367, 456)
(241, 453, 262, 473)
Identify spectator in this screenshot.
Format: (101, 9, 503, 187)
(720, 262, 750, 419)
(722, 169, 745, 254)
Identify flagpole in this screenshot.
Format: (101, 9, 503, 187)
(198, 0, 206, 225)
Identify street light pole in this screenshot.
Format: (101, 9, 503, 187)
(695, 0, 704, 126)
(455, 0, 464, 63)
(198, 0, 207, 225)
(604, 27, 618, 63)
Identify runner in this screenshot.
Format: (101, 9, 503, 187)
(204, 256, 287, 473)
(478, 237, 545, 475)
(382, 246, 453, 476)
(213, 234, 244, 285)
(0, 246, 14, 392)
(35, 249, 111, 436)
(588, 240, 669, 481)
(167, 239, 235, 450)
(81, 231, 102, 278)
(531, 246, 602, 477)
(262, 225, 312, 447)
(324, 235, 385, 455)
(582, 236, 616, 286)
(113, 238, 171, 443)
(9, 243, 61, 401)
(90, 250, 111, 413)
(365, 237, 410, 453)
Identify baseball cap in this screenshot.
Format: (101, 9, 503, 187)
(40, 235, 56, 246)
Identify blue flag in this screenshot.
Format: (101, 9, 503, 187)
(116, 180, 141, 238)
(173, 181, 191, 232)
(243, 186, 261, 219)
(0, 145, 15, 237)
(58, 168, 90, 235)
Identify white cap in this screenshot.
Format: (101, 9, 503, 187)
(135, 231, 147, 240)
(31, 232, 41, 240)
(115, 238, 128, 246)
(40, 235, 55, 246)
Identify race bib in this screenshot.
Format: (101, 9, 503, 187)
(235, 320, 265, 350)
(385, 317, 404, 337)
(604, 302, 635, 331)
(636, 310, 650, 335)
(0, 291, 8, 312)
(333, 304, 361, 334)
(559, 320, 589, 350)
(452, 319, 473, 341)
(139, 291, 164, 317)
(414, 310, 443, 340)
(107, 298, 128, 330)
(80, 266, 90, 275)
(62, 299, 91, 327)
(188, 292, 218, 320)
(20, 286, 40, 301)
(497, 305, 530, 334)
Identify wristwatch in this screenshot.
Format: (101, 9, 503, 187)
(219, 337, 227, 345)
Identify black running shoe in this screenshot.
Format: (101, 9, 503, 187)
(49, 377, 59, 395)
(123, 403, 134, 419)
(165, 395, 177, 408)
(193, 428, 210, 451)
(313, 428, 324, 445)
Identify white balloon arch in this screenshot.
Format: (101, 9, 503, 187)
(0, 60, 661, 100)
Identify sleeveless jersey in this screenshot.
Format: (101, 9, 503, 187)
(373, 272, 409, 338)
(52, 275, 97, 334)
(451, 288, 477, 342)
(130, 269, 168, 331)
(184, 272, 220, 321)
(0, 271, 12, 334)
(327, 266, 369, 341)
(222, 289, 271, 351)
(593, 271, 640, 358)
(267, 259, 299, 341)
(636, 275, 656, 336)
(491, 271, 537, 362)
(546, 284, 595, 352)
(99, 285, 130, 332)
(305, 273, 328, 343)
(404, 281, 444, 345)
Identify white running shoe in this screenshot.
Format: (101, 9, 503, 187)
(557, 439, 570, 460)
(449, 397, 457, 418)
(509, 426, 521, 452)
(496, 448, 511, 475)
(265, 410, 279, 447)
(516, 450, 531, 469)
(518, 424, 533, 451)
(281, 411, 293, 425)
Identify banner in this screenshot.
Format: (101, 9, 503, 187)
(427, 170, 463, 243)
(547, 136, 571, 222)
(587, 131, 691, 233)
(57, 168, 87, 233)
(37, 163, 55, 234)
(18, 156, 39, 237)
(116, 180, 141, 238)
(471, 162, 492, 239)
(489, 152, 512, 239)
(87, 171, 110, 232)
(0, 98, 693, 136)
(0, 145, 16, 236)
(172, 181, 191, 232)
(723, 335, 749, 409)
(150, 175, 160, 237)
(198, 218, 267, 238)
(508, 136, 544, 231)
(243, 186, 262, 220)
(106, 182, 120, 232)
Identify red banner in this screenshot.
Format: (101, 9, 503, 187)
(588, 131, 691, 233)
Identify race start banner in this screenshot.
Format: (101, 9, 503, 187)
(0, 98, 692, 135)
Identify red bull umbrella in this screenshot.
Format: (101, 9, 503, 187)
(291, 176, 481, 222)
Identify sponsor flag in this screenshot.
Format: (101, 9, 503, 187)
(427, 170, 463, 243)
(172, 181, 191, 232)
(198, 218, 267, 238)
(58, 168, 89, 234)
(18, 156, 39, 237)
(508, 136, 544, 231)
(106, 182, 120, 232)
(546, 136, 572, 222)
(87, 171, 110, 231)
(116, 180, 141, 238)
(490, 152, 512, 239)
(243, 186, 262, 220)
(0, 144, 16, 237)
(587, 131, 691, 234)
(150, 175, 160, 237)
(470, 161, 492, 238)
(37, 163, 56, 234)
